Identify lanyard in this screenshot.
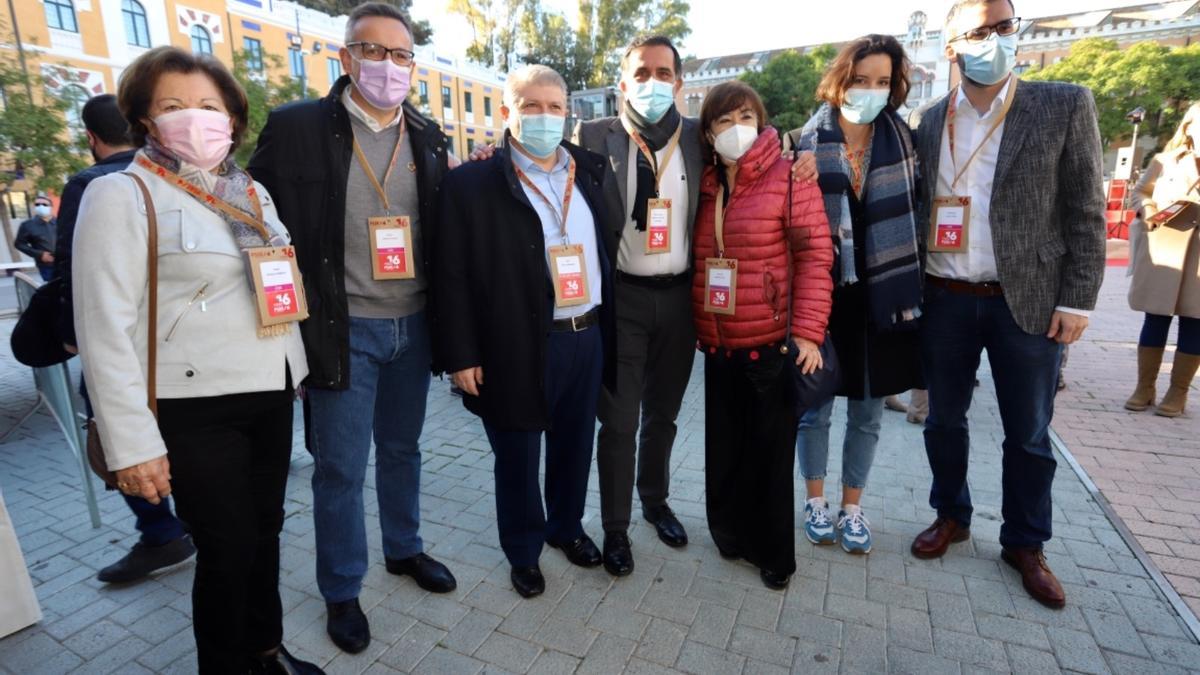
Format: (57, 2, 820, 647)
(945, 81, 1017, 191)
(714, 184, 729, 258)
(623, 119, 683, 194)
(514, 156, 577, 242)
(136, 155, 269, 241)
(351, 115, 408, 214)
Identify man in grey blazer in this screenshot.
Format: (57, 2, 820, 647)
(907, 0, 1105, 609)
(574, 35, 703, 576)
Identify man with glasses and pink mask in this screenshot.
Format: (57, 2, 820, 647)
(249, 1, 456, 655)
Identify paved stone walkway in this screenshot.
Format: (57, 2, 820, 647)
(1053, 266, 1200, 622)
(1, 314, 1198, 674)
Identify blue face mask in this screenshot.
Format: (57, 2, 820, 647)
(840, 88, 890, 125)
(627, 79, 676, 123)
(516, 114, 565, 158)
(958, 33, 1018, 86)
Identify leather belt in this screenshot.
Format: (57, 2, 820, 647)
(616, 270, 690, 288)
(551, 307, 600, 332)
(926, 275, 1004, 297)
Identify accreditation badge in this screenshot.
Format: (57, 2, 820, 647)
(930, 196, 971, 253)
(549, 243, 590, 308)
(1146, 200, 1196, 231)
(246, 246, 309, 327)
(369, 216, 416, 280)
(703, 257, 737, 315)
(645, 198, 672, 254)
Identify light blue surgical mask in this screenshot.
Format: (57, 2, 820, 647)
(627, 79, 676, 123)
(515, 114, 565, 158)
(958, 33, 1018, 86)
(840, 88, 890, 125)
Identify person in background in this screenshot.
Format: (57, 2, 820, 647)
(795, 34, 924, 556)
(435, 65, 615, 598)
(73, 46, 317, 673)
(693, 81, 833, 590)
(54, 93, 196, 584)
(249, 2, 457, 654)
(908, 0, 1105, 609)
(15, 195, 56, 282)
(1125, 102, 1200, 417)
(573, 35, 701, 576)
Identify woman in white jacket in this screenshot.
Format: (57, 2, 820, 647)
(74, 47, 316, 674)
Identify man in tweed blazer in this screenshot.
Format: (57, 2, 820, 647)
(907, 0, 1105, 609)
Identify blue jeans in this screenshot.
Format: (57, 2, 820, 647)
(1140, 313, 1200, 354)
(796, 395, 884, 489)
(308, 313, 431, 603)
(920, 287, 1061, 549)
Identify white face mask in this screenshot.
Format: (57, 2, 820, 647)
(34, 204, 52, 218)
(712, 124, 758, 163)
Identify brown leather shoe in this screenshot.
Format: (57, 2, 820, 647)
(1002, 547, 1066, 609)
(910, 517, 970, 559)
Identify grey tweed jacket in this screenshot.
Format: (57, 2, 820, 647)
(909, 78, 1107, 336)
(573, 115, 705, 254)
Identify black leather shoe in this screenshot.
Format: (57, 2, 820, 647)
(548, 535, 602, 567)
(602, 532, 634, 577)
(326, 599, 370, 654)
(252, 645, 325, 674)
(511, 566, 545, 598)
(96, 535, 196, 583)
(760, 568, 791, 590)
(385, 552, 457, 593)
(644, 505, 688, 548)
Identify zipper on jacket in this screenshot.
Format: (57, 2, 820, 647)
(165, 282, 210, 343)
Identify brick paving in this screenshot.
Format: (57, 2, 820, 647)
(1, 312, 1198, 674)
(1053, 265, 1200, 622)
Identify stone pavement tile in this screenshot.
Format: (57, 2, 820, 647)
(81, 635, 154, 675)
(1046, 626, 1109, 675)
(1102, 649, 1193, 675)
(408, 591, 472, 630)
(443, 608, 503, 655)
(1081, 608, 1149, 659)
(1008, 595, 1091, 631)
(135, 627, 195, 672)
(495, 595, 555, 641)
(931, 627, 1010, 671)
(827, 561, 867, 599)
(781, 575, 825, 612)
(40, 597, 120, 641)
(888, 605, 935, 653)
(840, 623, 887, 673)
(1142, 634, 1200, 669)
(963, 576, 1017, 617)
(633, 617, 687, 667)
(734, 588, 784, 631)
(867, 578, 928, 611)
(674, 639, 746, 675)
(728, 624, 795, 667)
(790, 638, 841, 674)
(975, 613, 1051, 651)
(549, 580, 608, 623)
(413, 645, 484, 674)
(125, 605, 192, 646)
(473, 632, 542, 673)
(461, 580, 521, 618)
(776, 608, 842, 647)
(824, 592, 887, 630)
(928, 589, 976, 634)
(684, 602, 736, 649)
(685, 575, 746, 610)
(1115, 593, 1192, 640)
(623, 656, 680, 674)
(576, 633, 636, 675)
(0, 632, 83, 674)
(888, 645, 963, 675)
(1002, 644, 1060, 674)
(532, 617, 598, 658)
(61, 619, 133, 660)
(377, 622, 446, 672)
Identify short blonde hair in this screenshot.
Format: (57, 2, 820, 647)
(1165, 103, 1200, 155)
(503, 64, 568, 109)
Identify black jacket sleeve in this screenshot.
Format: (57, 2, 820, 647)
(247, 110, 281, 201)
(14, 219, 44, 259)
(54, 177, 88, 346)
(433, 169, 481, 373)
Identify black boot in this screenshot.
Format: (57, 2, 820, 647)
(96, 535, 196, 583)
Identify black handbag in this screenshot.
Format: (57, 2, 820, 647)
(783, 176, 841, 414)
(10, 276, 74, 367)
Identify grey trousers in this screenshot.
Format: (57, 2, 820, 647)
(596, 275, 696, 533)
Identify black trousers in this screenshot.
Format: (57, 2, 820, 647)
(596, 276, 695, 532)
(158, 386, 295, 674)
(704, 346, 798, 576)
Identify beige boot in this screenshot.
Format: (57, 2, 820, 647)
(1156, 352, 1200, 418)
(1125, 347, 1165, 411)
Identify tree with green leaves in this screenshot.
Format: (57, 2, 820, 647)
(1023, 37, 1200, 149)
(740, 45, 836, 134)
(231, 50, 319, 166)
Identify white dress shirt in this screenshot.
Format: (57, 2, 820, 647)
(341, 86, 403, 132)
(617, 136, 690, 276)
(926, 77, 1087, 316)
(511, 146, 603, 320)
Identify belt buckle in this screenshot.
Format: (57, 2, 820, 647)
(571, 313, 584, 332)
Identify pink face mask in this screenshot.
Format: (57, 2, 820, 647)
(352, 57, 412, 110)
(153, 108, 233, 171)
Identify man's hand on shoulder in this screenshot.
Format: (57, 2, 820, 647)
(467, 144, 497, 163)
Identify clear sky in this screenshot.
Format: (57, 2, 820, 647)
(409, 0, 1117, 61)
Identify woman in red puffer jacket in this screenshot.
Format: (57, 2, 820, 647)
(693, 81, 833, 591)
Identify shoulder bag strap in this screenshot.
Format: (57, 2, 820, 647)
(123, 172, 159, 418)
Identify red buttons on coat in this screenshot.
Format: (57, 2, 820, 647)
(750, 350, 759, 361)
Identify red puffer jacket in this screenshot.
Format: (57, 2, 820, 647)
(692, 126, 834, 349)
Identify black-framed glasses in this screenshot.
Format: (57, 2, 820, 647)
(347, 41, 415, 66)
(950, 17, 1023, 44)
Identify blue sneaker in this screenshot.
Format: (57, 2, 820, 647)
(803, 499, 836, 545)
(838, 506, 872, 555)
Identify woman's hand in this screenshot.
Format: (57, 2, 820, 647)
(452, 367, 484, 396)
(792, 336, 823, 375)
(115, 456, 172, 505)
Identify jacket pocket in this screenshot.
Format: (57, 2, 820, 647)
(1037, 237, 1068, 263)
(179, 218, 243, 258)
(763, 265, 782, 319)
